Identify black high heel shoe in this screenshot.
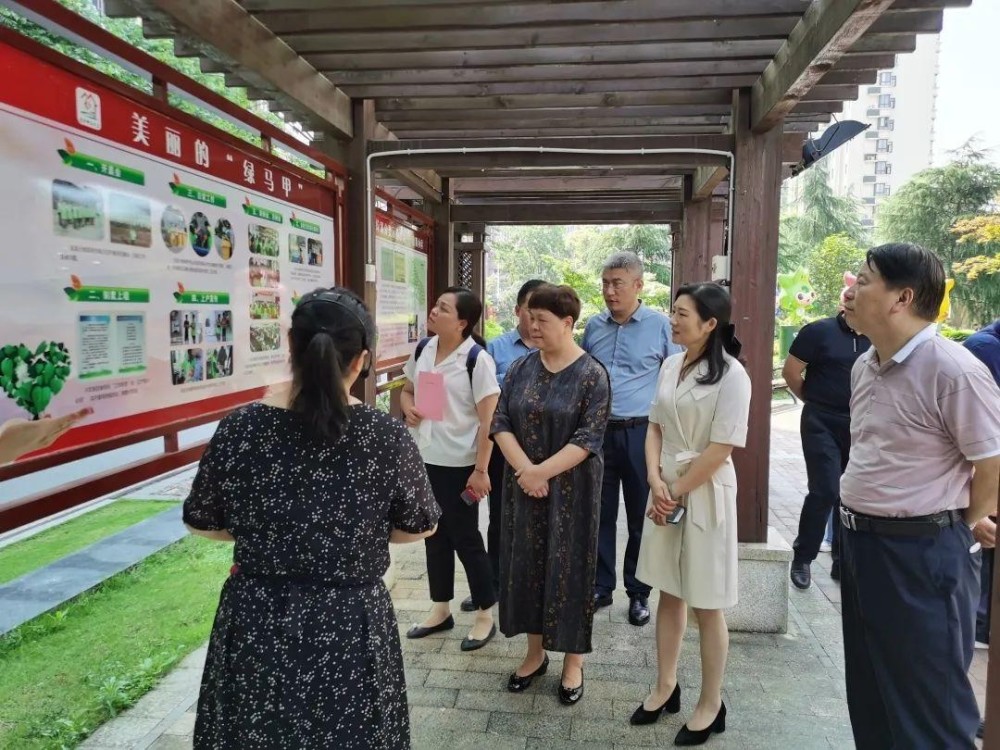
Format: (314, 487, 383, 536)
(630, 683, 681, 725)
(558, 668, 584, 705)
(674, 701, 726, 746)
(507, 654, 549, 693)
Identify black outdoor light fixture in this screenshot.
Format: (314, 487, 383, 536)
(791, 119, 871, 176)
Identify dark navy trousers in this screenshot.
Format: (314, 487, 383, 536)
(793, 405, 850, 565)
(841, 520, 980, 749)
(595, 422, 651, 599)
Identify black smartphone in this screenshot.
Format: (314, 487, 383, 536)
(666, 506, 686, 524)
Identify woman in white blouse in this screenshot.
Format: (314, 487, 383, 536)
(401, 286, 501, 652)
(631, 283, 751, 747)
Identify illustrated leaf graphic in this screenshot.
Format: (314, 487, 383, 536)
(177, 282, 186, 294)
(173, 172, 181, 184)
(70, 274, 82, 290)
(63, 138, 76, 155)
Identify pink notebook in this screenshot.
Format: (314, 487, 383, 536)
(416, 371, 446, 421)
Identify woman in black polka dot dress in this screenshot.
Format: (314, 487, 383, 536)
(183, 288, 440, 749)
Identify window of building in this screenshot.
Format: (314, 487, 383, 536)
(867, 86, 881, 95)
(864, 153, 877, 161)
(878, 94, 896, 109)
(879, 72, 897, 86)
(874, 183, 891, 197)
(875, 161, 892, 175)
(878, 117, 895, 130)
(876, 139, 893, 153)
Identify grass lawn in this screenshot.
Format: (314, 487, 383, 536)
(0, 535, 232, 749)
(0, 500, 179, 585)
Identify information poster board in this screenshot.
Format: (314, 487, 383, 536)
(0, 41, 338, 453)
(374, 208, 429, 369)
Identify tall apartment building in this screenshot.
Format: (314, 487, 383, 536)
(824, 34, 941, 229)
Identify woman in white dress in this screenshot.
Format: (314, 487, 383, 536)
(630, 283, 751, 747)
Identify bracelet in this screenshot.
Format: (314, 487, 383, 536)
(474, 468, 488, 474)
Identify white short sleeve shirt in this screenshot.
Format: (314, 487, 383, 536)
(403, 336, 501, 467)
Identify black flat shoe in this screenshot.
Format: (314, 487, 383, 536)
(790, 561, 811, 590)
(460, 595, 476, 612)
(630, 684, 681, 725)
(628, 596, 650, 626)
(558, 669, 584, 705)
(460, 624, 497, 652)
(406, 615, 454, 639)
(674, 702, 726, 746)
(507, 654, 549, 693)
(830, 560, 841, 582)
(594, 591, 613, 609)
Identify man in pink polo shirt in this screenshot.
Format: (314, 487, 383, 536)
(839, 243, 1000, 749)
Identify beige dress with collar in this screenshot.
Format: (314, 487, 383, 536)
(635, 352, 751, 610)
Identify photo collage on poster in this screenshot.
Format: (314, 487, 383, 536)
(169, 309, 234, 385)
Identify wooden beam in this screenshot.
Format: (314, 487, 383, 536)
(322, 60, 771, 86)
(751, 0, 897, 133)
(372, 135, 734, 154)
(378, 116, 731, 132)
(283, 22, 795, 55)
(691, 165, 729, 202)
(388, 126, 730, 138)
(136, 0, 353, 138)
(379, 105, 733, 124)
(782, 132, 806, 163)
(376, 91, 734, 112)
(454, 175, 684, 193)
(251, 2, 812, 30)
(339, 76, 763, 98)
(450, 202, 683, 225)
(369, 122, 443, 202)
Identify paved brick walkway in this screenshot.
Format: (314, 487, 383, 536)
(82, 406, 988, 749)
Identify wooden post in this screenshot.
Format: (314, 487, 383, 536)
(677, 198, 713, 288)
(730, 89, 783, 544)
(344, 99, 377, 404)
(429, 177, 453, 302)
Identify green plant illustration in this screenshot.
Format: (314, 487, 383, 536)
(0, 341, 72, 419)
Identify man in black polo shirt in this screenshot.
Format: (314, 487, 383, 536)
(782, 311, 870, 589)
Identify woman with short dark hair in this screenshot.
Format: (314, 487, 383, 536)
(491, 284, 610, 705)
(630, 282, 751, 746)
(183, 287, 440, 749)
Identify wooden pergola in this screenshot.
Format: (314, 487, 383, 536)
(17, 0, 997, 741)
(82, 0, 965, 536)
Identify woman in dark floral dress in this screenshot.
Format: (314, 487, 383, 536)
(491, 284, 610, 706)
(183, 288, 440, 749)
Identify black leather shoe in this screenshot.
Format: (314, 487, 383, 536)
(630, 684, 681, 725)
(461, 623, 497, 652)
(460, 595, 476, 612)
(628, 596, 650, 626)
(406, 615, 454, 639)
(594, 591, 613, 609)
(790, 561, 811, 590)
(507, 654, 549, 693)
(830, 560, 841, 582)
(558, 669, 584, 705)
(675, 702, 726, 746)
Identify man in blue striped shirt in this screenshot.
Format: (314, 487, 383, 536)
(583, 252, 682, 626)
(460, 278, 546, 613)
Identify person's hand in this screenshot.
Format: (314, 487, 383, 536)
(0, 407, 93, 464)
(466, 469, 491, 501)
(646, 477, 677, 522)
(516, 463, 549, 498)
(973, 517, 997, 549)
(402, 404, 424, 428)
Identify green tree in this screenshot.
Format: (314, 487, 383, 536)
(807, 233, 866, 317)
(951, 214, 1000, 327)
(779, 162, 865, 273)
(875, 144, 1000, 269)
(0, 1, 301, 153)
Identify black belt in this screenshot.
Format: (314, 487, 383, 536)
(608, 416, 648, 430)
(839, 506, 964, 538)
